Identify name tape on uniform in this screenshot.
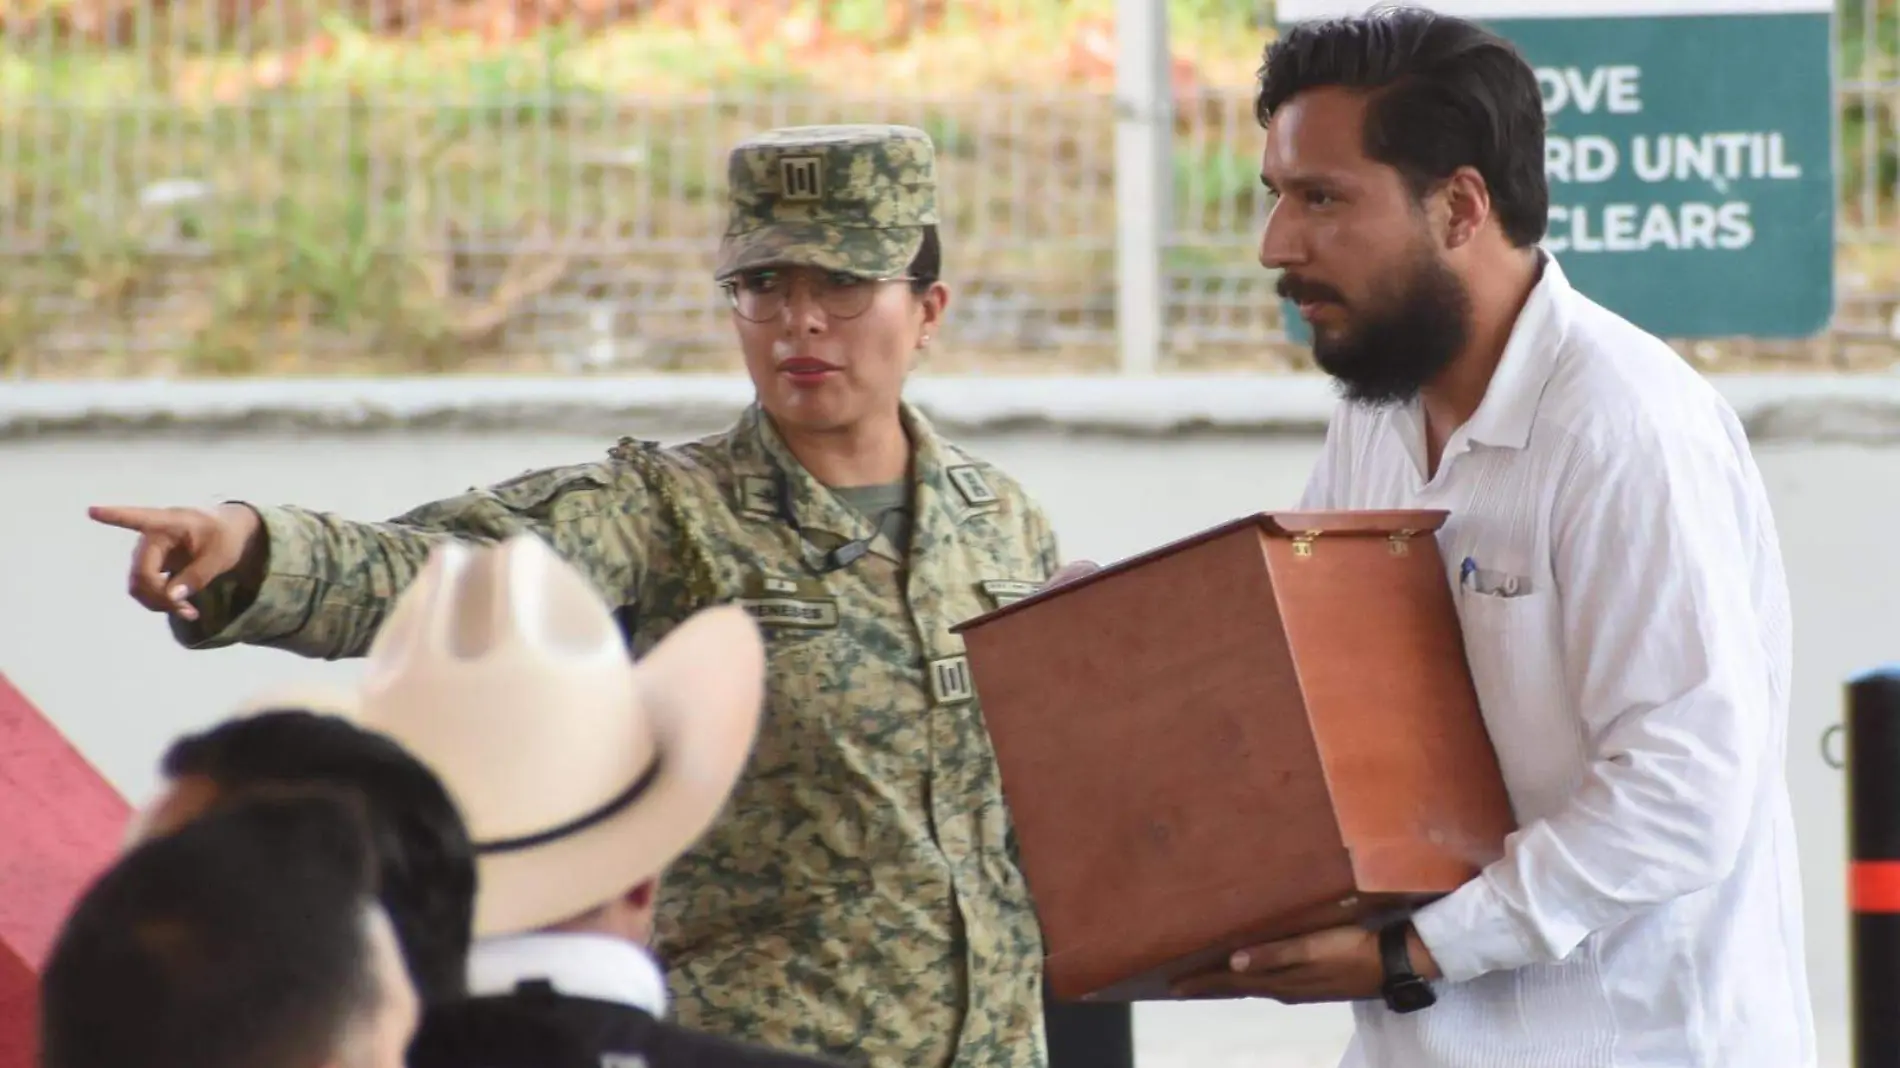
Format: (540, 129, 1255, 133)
(739, 596, 840, 630)
(978, 579, 1042, 608)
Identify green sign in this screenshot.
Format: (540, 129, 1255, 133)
(1272, 0, 1836, 341)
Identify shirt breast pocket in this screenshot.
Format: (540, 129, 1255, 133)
(1454, 584, 1572, 819)
(735, 584, 845, 771)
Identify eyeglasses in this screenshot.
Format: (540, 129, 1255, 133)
(722, 267, 916, 323)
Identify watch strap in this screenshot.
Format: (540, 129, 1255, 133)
(1379, 920, 1417, 980)
(1377, 919, 1437, 1014)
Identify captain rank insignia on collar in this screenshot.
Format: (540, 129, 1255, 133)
(738, 475, 779, 520)
(945, 465, 1000, 509)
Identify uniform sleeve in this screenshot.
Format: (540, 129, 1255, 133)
(1410, 420, 1776, 981)
(170, 460, 660, 661)
(1027, 500, 1062, 582)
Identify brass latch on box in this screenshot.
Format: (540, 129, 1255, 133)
(1290, 530, 1415, 558)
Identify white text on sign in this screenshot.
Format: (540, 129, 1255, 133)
(1546, 203, 1753, 254)
(1537, 63, 1806, 254)
(1547, 134, 1804, 185)
(1538, 65, 1643, 116)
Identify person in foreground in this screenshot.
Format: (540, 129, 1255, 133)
(124, 703, 478, 1009)
(1170, 8, 1815, 1068)
(40, 793, 420, 1068)
(316, 533, 842, 1067)
(90, 123, 1063, 1067)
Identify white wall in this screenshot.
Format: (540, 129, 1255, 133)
(2, 423, 1888, 1066)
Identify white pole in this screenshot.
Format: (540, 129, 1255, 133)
(1114, 0, 1169, 376)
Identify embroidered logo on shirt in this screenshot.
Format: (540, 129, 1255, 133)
(1458, 559, 1533, 598)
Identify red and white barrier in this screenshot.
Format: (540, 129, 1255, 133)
(0, 674, 131, 1068)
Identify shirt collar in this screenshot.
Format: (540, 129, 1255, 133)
(723, 398, 996, 557)
(466, 932, 669, 1017)
(1457, 249, 1574, 452)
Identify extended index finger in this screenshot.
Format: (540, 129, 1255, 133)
(96, 506, 192, 612)
(88, 504, 172, 533)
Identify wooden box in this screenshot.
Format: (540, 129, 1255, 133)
(952, 510, 1516, 1002)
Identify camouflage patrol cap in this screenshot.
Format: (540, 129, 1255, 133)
(714, 123, 939, 282)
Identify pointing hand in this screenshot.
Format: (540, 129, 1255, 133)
(89, 503, 264, 621)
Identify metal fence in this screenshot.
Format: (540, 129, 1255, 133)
(1833, 0, 1900, 353)
(1, 1, 1896, 375)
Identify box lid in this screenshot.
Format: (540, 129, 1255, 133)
(950, 508, 1450, 634)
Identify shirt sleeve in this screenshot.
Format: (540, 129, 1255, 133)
(170, 459, 659, 661)
(1411, 416, 1776, 982)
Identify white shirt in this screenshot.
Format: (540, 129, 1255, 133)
(467, 932, 671, 1019)
(1299, 254, 1816, 1068)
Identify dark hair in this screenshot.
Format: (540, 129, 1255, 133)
(906, 224, 941, 294)
(1255, 5, 1548, 247)
(41, 794, 387, 1068)
(161, 709, 476, 1005)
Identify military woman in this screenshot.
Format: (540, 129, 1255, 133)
(91, 125, 1060, 1068)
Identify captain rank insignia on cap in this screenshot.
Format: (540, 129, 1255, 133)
(779, 155, 823, 201)
(714, 123, 939, 283)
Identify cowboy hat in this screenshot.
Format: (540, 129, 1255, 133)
(325, 533, 765, 937)
(223, 682, 363, 719)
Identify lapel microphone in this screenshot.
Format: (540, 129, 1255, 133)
(772, 466, 878, 575)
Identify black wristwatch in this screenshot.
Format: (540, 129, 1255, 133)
(1379, 920, 1437, 1014)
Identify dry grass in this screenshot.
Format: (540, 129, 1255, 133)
(1, 1, 1286, 375)
(3, 0, 1897, 376)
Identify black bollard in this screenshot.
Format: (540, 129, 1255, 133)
(1043, 987, 1134, 1068)
(1847, 666, 1900, 1068)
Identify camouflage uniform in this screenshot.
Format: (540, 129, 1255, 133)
(171, 125, 1057, 1068)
